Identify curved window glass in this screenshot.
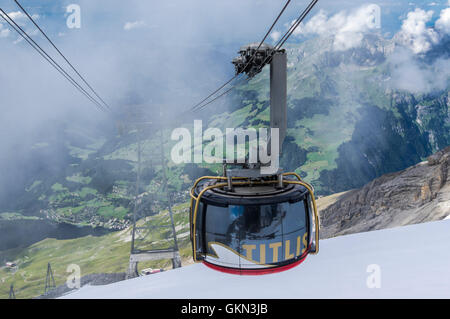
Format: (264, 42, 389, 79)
(200, 200, 309, 270)
(192, 200, 204, 259)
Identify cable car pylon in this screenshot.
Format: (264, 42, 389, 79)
(126, 106, 181, 279)
(44, 262, 56, 295)
(9, 284, 16, 299)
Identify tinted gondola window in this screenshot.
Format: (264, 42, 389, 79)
(193, 201, 204, 256)
(281, 201, 307, 234)
(238, 204, 285, 265)
(204, 205, 241, 261)
(239, 203, 306, 265)
(205, 205, 239, 235)
(201, 200, 309, 269)
(238, 204, 283, 240)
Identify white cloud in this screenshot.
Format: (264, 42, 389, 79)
(389, 47, 450, 93)
(395, 8, 439, 54)
(0, 12, 13, 39)
(435, 7, 450, 34)
(13, 37, 24, 45)
(292, 4, 381, 51)
(0, 27, 10, 38)
(7, 11, 25, 21)
(124, 20, 146, 31)
(270, 30, 281, 42)
(0, 10, 40, 39)
(390, 5, 450, 92)
(5, 11, 39, 22)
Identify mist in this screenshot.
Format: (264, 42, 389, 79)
(0, 0, 310, 210)
(388, 45, 450, 93)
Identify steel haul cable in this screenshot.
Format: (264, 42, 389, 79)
(0, 9, 106, 112)
(2, 0, 319, 121)
(190, 0, 319, 114)
(277, 0, 318, 48)
(14, 0, 111, 111)
(257, 0, 319, 71)
(190, 74, 241, 113)
(192, 76, 251, 113)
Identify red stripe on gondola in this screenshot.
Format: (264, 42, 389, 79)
(203, 253, 309, 275)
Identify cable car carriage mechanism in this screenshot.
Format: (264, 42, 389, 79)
(189, 43, 319, 275)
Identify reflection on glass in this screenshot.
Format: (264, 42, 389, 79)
(201, 200, 308, 268)
(194, 201, 203, 255)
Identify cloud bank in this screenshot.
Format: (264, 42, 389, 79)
(395, 8, 439, 54)
(436, 7, 450, 34)
(388, 3, 450, 93)
(270, 2, 449, 93)
(287, 4, 381, 51)
(123, 20, 146, 31)
(389, 47, 450, 93)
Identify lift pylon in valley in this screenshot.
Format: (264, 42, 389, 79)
(9, 284, 16, 299)
(126, 106, 181, 279)
(44, 262, 56, 295)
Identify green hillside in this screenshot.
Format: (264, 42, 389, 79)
(0, 202, 193, 299)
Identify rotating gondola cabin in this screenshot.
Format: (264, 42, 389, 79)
(189, 170, 319, 275)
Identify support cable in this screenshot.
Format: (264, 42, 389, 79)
(189, 0, 293, 113)
(0, 9, 107, 112)
(14, 0, 111, 111)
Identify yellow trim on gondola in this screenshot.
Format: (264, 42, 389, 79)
(189, 173, 320, 262)
(283, 181, 319, 255)
(282, 172, 319, 254)
(191, 182, 228, 262)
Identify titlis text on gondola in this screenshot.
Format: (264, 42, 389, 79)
(171, 120, 279, 174)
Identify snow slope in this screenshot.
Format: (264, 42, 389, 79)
(63, 220, 450, 299)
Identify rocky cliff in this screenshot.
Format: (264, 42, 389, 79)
(320, 146, 450, 238)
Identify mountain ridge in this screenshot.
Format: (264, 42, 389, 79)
(320, 146, 450, 238)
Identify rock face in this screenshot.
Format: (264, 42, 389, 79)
(320, 146, 450, 239)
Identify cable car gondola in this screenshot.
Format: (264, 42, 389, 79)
(189, 0, 321, 274)
(190, 169, 319, 275)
